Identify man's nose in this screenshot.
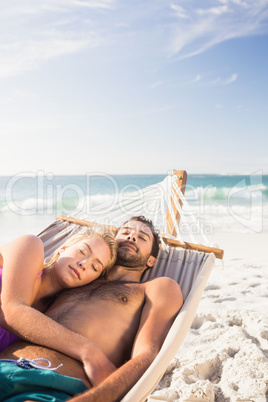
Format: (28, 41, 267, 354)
(127, 233, 136, 242)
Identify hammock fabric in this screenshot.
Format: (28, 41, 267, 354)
(123, 246, 215, 401)
(38, 227, 216, 402)
(37, 171, 219, 401)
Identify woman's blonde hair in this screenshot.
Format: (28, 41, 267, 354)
(44, 226, 117, 278)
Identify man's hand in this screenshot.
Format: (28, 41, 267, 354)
(82, 348, 116, 386)
(71, 278, 183, 402)
(69, 351, 156, 402)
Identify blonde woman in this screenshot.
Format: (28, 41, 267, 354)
(0, 228, 117, 380)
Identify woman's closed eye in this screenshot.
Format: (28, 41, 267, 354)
(92, 264, 99, 272)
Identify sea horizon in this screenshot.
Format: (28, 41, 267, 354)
(1, 171, 267, 178)
(0, 172, 267, 245)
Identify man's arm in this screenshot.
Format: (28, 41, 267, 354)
(70, 277, 183, 402)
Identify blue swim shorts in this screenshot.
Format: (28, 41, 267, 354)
(0, 361, 89, 401)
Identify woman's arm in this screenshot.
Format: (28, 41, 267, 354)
(0, 235, 115, 385)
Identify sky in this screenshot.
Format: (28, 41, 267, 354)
(0, 0, 268, 176)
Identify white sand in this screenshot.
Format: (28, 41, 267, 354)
(151, 233, 268, 401)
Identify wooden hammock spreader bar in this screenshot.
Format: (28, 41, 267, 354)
(56, 215, 224, 259)
(165, 170, 187, 238)
(162, 236, 224, 260)
(56, 215, 118, 234)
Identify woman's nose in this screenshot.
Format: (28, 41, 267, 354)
(78, 261, 86, 270)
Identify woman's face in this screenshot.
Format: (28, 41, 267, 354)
(55, 236, 111, 287)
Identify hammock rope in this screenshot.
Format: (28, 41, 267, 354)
(70, 173, 216, 248)
(56, 172, 224, 258)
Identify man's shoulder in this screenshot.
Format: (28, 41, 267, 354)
(144, 276, 180, 289)
(143, 277, 182, 299)
(143, 277, 183, 314)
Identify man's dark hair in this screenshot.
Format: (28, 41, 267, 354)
(121, 216, 161, 258)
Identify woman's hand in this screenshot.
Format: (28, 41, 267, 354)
(81, 347, 116, 386)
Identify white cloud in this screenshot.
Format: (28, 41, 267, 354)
(150, 81, 164, 89)
(211, 73, 238, 86)
(193, 74, 201, 82)
(169, 0, 268, 59)
(0, 0, 114, 78)
(170, 4, 189, 19)
(1, 0, 267, 80)
(178, 74, 202, 85)
(176, 71, 237, 87)
(225, 73, 238, 84)
(73, 0, 115, 8)
(220, 0, 248, 8)
(0, 32, 97, 78)
(196, 5, 230, 16)
(2, 0, 115, 15)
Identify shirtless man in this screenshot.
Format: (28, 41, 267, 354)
(0, 216, 183, 402)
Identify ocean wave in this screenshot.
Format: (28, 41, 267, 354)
(1, 187, 267, 215)
(1, 192, 267, 236)
(185, 185, 266, 201)
(0, 195, 268, 236)
(0, 193, 127, 216)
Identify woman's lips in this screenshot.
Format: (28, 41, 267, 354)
(69, 266, 81, 280)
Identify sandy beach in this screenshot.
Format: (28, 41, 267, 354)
(0, 172, 267, 401)
(151, 232, 268, 401)
(0, 0, 267, 397)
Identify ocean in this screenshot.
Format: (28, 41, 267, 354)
(0, 172, 267, 245)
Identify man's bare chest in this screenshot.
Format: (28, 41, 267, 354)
(47, 280, 146, 325)
(85, 280, 145, 306)
(46, 281, 146, 365)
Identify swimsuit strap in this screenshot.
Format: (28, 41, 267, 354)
(0, 357, 63, 371)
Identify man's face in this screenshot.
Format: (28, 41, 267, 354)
(115, 220, 155, 270)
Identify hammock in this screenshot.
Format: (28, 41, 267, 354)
(37, 170, 223, 402)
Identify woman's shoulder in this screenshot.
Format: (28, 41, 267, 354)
(0, 235, 44, 261)
(3, 234, 42, 246)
